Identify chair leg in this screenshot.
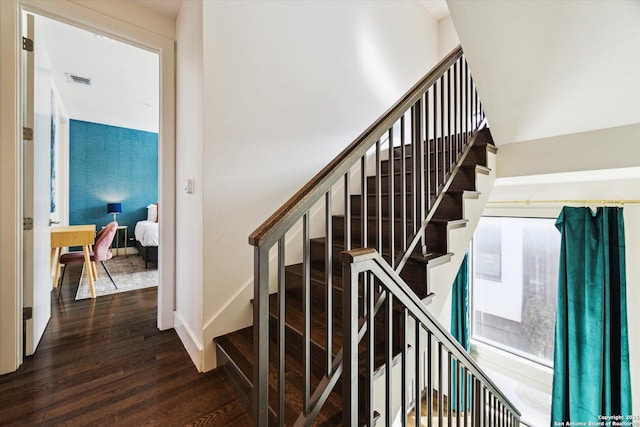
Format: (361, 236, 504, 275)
(58, 265, 67, 300)
(101, 261, 118, 289)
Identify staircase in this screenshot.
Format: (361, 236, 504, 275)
(215, 47, 520, 426)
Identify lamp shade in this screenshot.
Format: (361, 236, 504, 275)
(107, 203, 122, 214)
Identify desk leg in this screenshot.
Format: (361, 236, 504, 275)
(50, 247, 56, 271)
(51, 248, 60, 289)
(89, 244, 98, 281)
(83, 245, 96, 298)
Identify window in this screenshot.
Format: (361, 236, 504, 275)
(471, 216, 560, 366)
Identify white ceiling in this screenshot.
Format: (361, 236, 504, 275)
(447, 0, 640, 146)
(36, 15, 159, 133)
(420, 0, 449, 20)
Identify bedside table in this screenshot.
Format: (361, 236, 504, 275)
(113, 225, 128, 256)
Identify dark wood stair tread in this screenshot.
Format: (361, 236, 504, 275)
(216, 327, 343, 426)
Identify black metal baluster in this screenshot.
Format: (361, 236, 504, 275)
(367, 273, 374, 427)
(414, 321, 422, 427)
(385, 292, 394, 426)
(400, 115, 407, 254)
(388, 128, 395, 268)
(361, 157, 368, 250)
(471, 75, 476, 129)
(415, 98, 425, 253)
(410, 105, 418, 237)
(402, 308, 409, 427)
(438, 342, 444, 427)
(277, 237, 285, 426)
(463, 366, 469, 427)
(425, 89, 432, 211)
(302, 212, 311, 415)
(427, 331, 433, 427)
(344, 172, 351, 251)
(376, 140, 382, 254)
(489, 392, 494, 427)
(324, 192, 332, 376)
(458, 57, 463, 152)
(361, 155, 368, 320)
(455, 361, 461, 427)
(475, 77, 480, 129)
(440, 74, 445, 187)
(433, 80, 440, 197)
(453, 61, 458, 164)
(447, 67, 452, 172)
(464, 59, 469, 145)
(447, 352, 452, 427)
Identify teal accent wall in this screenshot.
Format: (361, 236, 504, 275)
(69, 120, 158, 247)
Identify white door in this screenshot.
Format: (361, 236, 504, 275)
(23, 13, 52, 356)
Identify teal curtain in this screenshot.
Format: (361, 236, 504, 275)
(451, 252, 470, 351)
(451, 253, 470, 411)
(552, 207, 632, 424)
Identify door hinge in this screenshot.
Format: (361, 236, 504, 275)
(22, 37, 33, 52)
(23, 307, 33, 321)
(23, 127, 33, 141)
(23, 217, 33, 230)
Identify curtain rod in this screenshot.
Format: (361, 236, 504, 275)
(487, 199, 640, 206)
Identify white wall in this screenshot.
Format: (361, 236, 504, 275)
(186, 0, 441, 370)
(438, 14, 459, 57)
(497, 124, 640, 179)
(174, 0, 205, 370)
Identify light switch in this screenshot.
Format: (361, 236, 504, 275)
(184, 179, 194, 193)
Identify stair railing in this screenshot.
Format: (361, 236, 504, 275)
(342, 248, 521, 426)
(249, 45, 485, 425)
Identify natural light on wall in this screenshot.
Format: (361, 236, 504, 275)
(356, 25, 399, 107)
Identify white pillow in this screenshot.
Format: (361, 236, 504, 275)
(147, 204, 158, 222)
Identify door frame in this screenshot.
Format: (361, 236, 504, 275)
(0, 0, 176, 374)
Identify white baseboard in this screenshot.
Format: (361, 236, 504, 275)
(174, 311, 204, 372)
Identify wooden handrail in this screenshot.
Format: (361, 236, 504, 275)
(248, 45, 464, 248)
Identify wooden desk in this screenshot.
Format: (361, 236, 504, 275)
(51, 225, 97, 299)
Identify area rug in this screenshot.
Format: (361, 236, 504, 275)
(75, 255, 157, 300)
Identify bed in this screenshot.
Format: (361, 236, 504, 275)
(135, 204, 159, 268)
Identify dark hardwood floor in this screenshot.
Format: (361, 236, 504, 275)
(0, 263, 251, 426)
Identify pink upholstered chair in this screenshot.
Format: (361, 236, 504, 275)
(57, 221, 118, 300)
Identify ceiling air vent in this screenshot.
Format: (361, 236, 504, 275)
(66, 73, 93, 87)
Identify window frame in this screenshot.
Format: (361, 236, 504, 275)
(469, 214, 559, 392)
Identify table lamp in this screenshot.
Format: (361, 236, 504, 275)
(107, 203, 122, 223)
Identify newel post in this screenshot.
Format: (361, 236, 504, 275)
(341, 248, 377, 426)
(253, 245, 269, 426)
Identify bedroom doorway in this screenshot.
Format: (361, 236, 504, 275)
(1, 0, 176, 373)
(36, 13, 161, 301)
